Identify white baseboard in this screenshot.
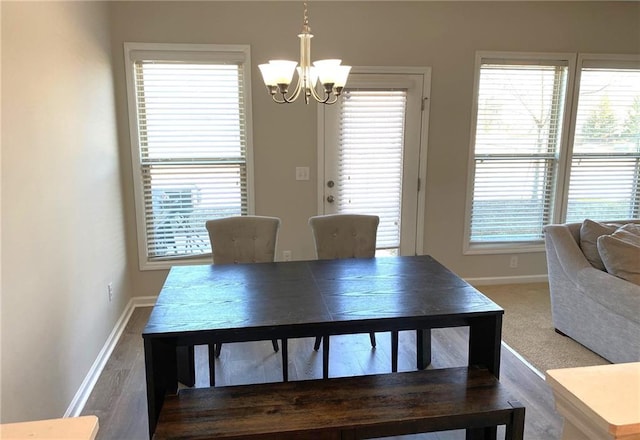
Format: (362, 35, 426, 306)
(466, 274, 548, 286)
(64, 296, 157, 417)
(501, 341, 546, 380)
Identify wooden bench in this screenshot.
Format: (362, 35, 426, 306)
(154, 367, 525, 440)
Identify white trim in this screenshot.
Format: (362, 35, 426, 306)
(463, 243, 545, 256)
(415, 68, 431, 256)
(501, 341, 546, 380)
(123, 42, 254, 271)
(131, 295, 158, 308)
(462, 51, 577, 254)
(317, 66, 431, 256)
(64, 296, 157, 417)
(466, 274, 549, 286)
(557, 53, 640, 223)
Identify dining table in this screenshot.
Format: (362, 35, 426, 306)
(142, 255, 504, 438)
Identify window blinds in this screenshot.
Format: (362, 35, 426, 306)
(470, 63, 568, 243)
(337, 90, 407, 249)
(133, 61, 248, 260)
(565, 67, 640, 222)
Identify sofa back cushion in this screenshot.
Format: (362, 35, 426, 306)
(597, 224, 640, 286)
(580, 219, 621, 270)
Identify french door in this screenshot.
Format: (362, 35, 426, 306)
(318, 69, 430, 255)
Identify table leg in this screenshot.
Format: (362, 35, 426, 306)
(416, 328, 432, 370)
(391, 331, 399, 372)
(207, 343, 216, 387)
(176, 345, 195, 387)
(466, 427, 497, 440)
(144, 338, 177, 439)
(468, 314, 502, 378)
(282, 338, 288, 382)
(323, 335, 330, 379)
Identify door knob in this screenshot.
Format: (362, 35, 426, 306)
(326, 195, 335, 203)
(327, 180, 335, 188)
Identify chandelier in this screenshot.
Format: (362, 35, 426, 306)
(258, 2, 351, 105)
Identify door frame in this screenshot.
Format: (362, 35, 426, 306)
(316, 66, 431, 255)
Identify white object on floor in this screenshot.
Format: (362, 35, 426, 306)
(0, 415, 98, 439)
(546, 362, 640, 440)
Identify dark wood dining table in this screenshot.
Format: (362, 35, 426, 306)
(143, 255, 504, 438)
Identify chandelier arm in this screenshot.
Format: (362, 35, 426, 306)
(307, 80, 330, 103)
(323, 93, 339, 105)
(271, 95, 289, 104)
(282, 77, 303, 103)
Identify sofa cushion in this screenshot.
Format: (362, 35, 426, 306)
(580, 219, 620, 270)
(597, 224, 640, 285)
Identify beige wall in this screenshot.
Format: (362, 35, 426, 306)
(1, 2, 131, 423)
(109, 1, 640, 297)
(0, 0, 638, 424)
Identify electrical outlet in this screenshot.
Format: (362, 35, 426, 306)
(283, 250, 292, 261)
(509, 256, 518, 268)
(107, 283, 114, 302)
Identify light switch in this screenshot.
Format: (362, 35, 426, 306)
(295, 166, 310, 181)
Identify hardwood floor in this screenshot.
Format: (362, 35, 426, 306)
(82, 307, 563, 439)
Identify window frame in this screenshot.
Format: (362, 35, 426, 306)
(317, 66, 431, 257)
(465, 51, 640, 255)
(463, 51, 577, 255)
(124, 42, 255, 270)
(557, 53, 640, 223)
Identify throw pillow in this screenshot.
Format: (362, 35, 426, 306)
(597, 224, 640, 286)
(580, 219, 620, 270)
(612, 223, 640, 244)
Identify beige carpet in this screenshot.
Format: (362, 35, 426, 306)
(477, 282, 609, 375)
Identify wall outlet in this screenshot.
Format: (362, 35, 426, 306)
(107, 282, 114, 302)
(283, 250, 292, 261)
(509, 256, 518, 268)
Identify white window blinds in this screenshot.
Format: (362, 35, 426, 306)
(126, 45, 251, 266)
(565, 66, 640, 222)
(469, 61, 568, 243)
(337, 90, 407, 249)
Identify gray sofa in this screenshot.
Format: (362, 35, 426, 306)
(543, 219, 640, 364)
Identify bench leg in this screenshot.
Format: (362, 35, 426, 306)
(506, 401, 526, 440)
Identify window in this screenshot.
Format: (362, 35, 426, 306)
(466, 53, 640, 252)
(337, 89, 407, 251)
(466, 54, 572, 247)
(565, 58, 640, 222)
(124, 43, 253, 269)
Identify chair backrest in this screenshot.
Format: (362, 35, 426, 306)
(309, 214, 379, 260)
(206, 216, 280, 265)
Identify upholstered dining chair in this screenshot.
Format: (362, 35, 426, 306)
(205, 215, 281, 360)
(308, 214, 381, 351)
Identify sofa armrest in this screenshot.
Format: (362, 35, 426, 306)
(544, 224, 592, 285)
(577, 267, 640, 324)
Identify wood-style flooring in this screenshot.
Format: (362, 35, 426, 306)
(82, 307, 563, 440)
